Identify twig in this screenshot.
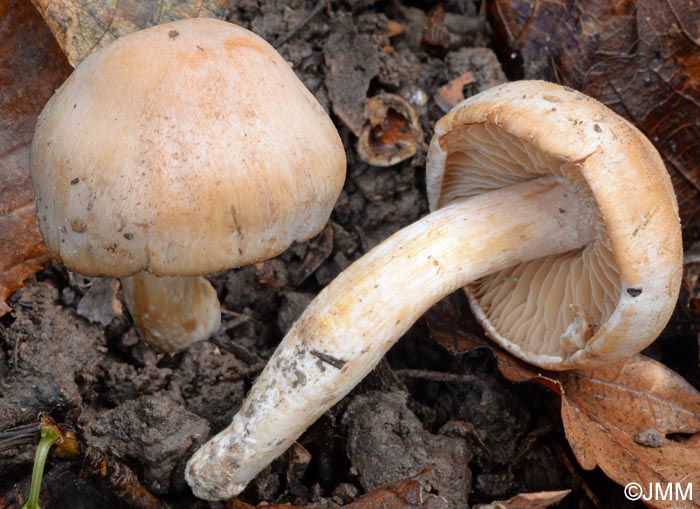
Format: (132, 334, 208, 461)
(684, 252, 700, 265)
(222, 313, 251, 331)
(558, 446, 602, 508)
(273, 0, 326, 48)
(0, 422, 41, 452)
(235, 362, 267, 380)
(81, 446, 168, 509)
(394, 369, 480, 384)
(221, 308, 244, 317)
(310, 349, 347, 369)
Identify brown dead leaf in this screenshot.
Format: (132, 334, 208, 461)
(0, 0, 71, 315)
(499, 355, 700, 509)
(381, 19, 403, 40)
(76, 278, 123, 326)
(555, 357, 700, 509)
(434, 71, 476, 113)
(427, 296, 700, 509)
(489, 0, 700, 246)
(227, 476, 447, 509)
(31, 0, 227, 66)
(423, 293, 496, 355)
(292, 225, 334, 286)
(324, 19, 381, 136)
(480, 489, 570, 509)
(284, 442, 311, 487)
(421, 4, 460, 50)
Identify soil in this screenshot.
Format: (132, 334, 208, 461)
(1, 1, 697, 508)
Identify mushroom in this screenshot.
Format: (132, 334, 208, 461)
(185, 81, 682, 499)
(29, 18, 346, 352)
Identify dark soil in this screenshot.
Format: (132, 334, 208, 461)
(1, 1, 696, 508)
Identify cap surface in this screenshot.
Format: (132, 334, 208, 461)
(30, 18, 346, 277)
(426, 80, 682, 369)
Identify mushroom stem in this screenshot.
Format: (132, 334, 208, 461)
(185, 175, 596, 500)
(120, 271, 221, 353)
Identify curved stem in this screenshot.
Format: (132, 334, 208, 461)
(21, 426, 60, 509)
(120, 272, 221, 353)
(186, 176, 595, 500)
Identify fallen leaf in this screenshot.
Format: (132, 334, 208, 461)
(421, 4, 460, 50)
(500, 356, 700, 509)
(284, 442, 311, 487)
(434, 71, 476, 113)
(422, 293, 494, 354)
(555, 357, 700, 509)
(488, 0, 700, 246)
(31, 0, 228, 66)
(324, 19, 381, 136)
(478, 489, 570, 509)
(76, 278, 123, 326)
(292, 225, 334, 286)
(427, 295, 700, 509)
(0, 0, 71, 316)
(381, 19, 403, 41)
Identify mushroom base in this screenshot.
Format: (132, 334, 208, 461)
(185, 175, 595, 500)
(121, 271, 221, 353)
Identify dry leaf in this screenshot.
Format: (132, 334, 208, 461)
(284, 442, 312, 487)
(488, 0, 700, 246)
(490, 352, 700, 509)
(434, 71, 476, 113)
(382, 19, 403, 40)
(292, 225, 334, 286)
(31, 0, 227, 66)
(0, 0, 71, 315)
(478, 489, 570, 509)
(76, 278, 123, 326)
(427, 296, 700, 509)
(324, 20, 381, 136)
(556, 357, 700, 509)
(421, 4, 460, 50)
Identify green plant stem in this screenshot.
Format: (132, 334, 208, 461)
(21, 425, 60, 509)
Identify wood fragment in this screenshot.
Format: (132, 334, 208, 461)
(273, 0, 326, 47)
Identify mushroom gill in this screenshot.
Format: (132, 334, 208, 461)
(438, 122, 621, 357)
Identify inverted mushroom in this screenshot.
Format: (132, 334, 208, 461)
(186, 80, 682, 499)
(29, 18, 346, 352)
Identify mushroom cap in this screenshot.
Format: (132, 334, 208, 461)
(30, 18, 346, 278)
(426, 80, 682, 369)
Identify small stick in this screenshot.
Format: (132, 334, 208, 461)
(558, 447, 602, 508)
(81, 446, 167, 509)
(0, 422, 41, 451)
(273, 0, 326, 47)
(394, 369, 480, 384)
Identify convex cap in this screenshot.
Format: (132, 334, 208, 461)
(30, 18, 346, 352)
(31, 17, 346, 278)
(427, 80, 682, 369)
